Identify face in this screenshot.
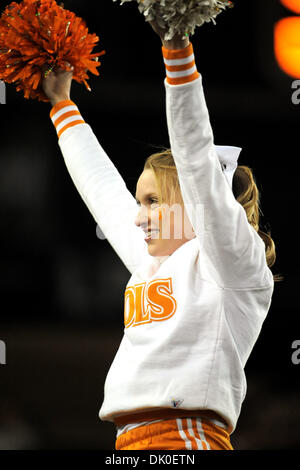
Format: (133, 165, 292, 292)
(134, 169, 195, 257)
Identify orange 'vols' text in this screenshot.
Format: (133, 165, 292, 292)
(124, 278, 177, 328)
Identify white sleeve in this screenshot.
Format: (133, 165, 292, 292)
(165, 75, 273, 289)
(50, 103, 151, 275)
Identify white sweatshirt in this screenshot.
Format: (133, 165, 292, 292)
(50, 43, 274, 434)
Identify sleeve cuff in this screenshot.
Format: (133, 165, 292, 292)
(50, 100, 85, 138)
(161, 42, 200, 86)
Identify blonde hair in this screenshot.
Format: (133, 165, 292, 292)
(143, 148, 282, 282)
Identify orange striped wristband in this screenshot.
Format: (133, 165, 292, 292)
(162, 42, 200, 85)
(50, 100, 85, 138)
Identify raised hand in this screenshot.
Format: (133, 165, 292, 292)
(148, 19, 190, 50)
(42, 63, 74, 107)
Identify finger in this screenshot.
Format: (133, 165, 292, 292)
(64, 61, 74, 71)
(55, 65, 74, 74)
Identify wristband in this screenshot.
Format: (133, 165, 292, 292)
(162, 42, 200, 85)
(50, 100, 85, 138)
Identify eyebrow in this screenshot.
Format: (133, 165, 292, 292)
(135, 192, 157, 203)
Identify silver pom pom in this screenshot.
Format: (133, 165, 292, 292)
(113, 0, 233, 40)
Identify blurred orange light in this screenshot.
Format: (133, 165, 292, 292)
(280, 0, 300, 14)
(274, 17, 300, 78)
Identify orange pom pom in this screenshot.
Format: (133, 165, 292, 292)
(0, 0, 106, 101)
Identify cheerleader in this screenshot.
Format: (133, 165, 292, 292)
(42, 19, 276, 451)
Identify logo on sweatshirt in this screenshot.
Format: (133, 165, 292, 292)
(124, 278, 177, 329)
(170, 398, 184, 408)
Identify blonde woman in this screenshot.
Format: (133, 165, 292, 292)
(43, 19, 277, 451)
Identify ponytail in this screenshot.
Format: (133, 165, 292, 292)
(232, 166, 282, 282)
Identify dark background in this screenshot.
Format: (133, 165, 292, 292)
(0, 0, 299, 450)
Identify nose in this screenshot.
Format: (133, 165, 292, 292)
(135, 204, 150, 228)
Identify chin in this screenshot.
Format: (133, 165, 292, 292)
(148, 238, 191, 257)
(147, 246, 161, 257)
(147, 241, 164, 257)
(147, 240, 172, 257)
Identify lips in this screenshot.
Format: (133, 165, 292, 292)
(144, 229, 159, 240)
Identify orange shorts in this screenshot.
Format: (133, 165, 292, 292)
(115, 417, 233, 451)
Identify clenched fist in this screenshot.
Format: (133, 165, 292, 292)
(42, 63, 74, 106)
(148, 19, 190, 50)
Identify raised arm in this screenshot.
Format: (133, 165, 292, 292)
(43, 66, 151, 275)
(149, 21, 274, 290)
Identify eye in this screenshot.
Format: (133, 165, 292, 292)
(136, 198, 158, 206)
(149, 198, 158, 205)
